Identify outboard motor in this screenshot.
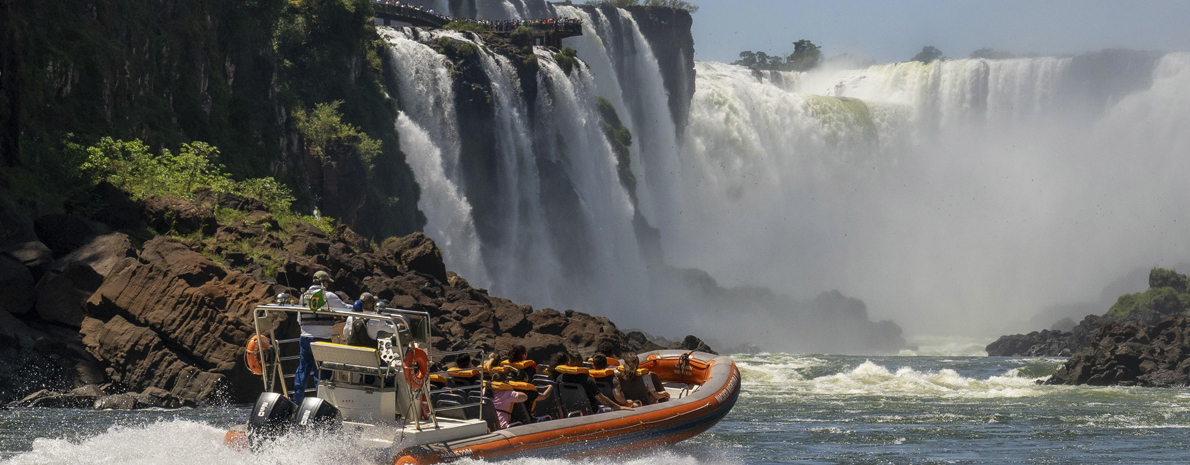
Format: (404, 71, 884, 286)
(292, 396, 341, 432)
(247, 392, 295, 448)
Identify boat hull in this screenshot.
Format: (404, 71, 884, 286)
(395, 351, 741, 464)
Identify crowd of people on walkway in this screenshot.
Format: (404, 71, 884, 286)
(372, 0, 582, 33)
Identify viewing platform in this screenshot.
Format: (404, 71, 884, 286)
(373, 3, 582, 48)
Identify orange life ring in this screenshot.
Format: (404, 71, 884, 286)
(245, 335, 270, 375)
(404, 347, 430, 389)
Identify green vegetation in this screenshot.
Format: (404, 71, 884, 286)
(585, 0, 699, 13)
(1107, 268, 1190, 318)
(73, 137, 296, 214)
(733, 39, 822, 72)
(911, 46, 944, 63)
(510, 26, 534, 48)
(444, 21, 487, 33)
(294, 101, 382, 171)
(595, 97, 636, 196)
(554, 47, 580, 75)
(2, 0, 425, 239)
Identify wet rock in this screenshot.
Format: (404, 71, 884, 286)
(12, 389, 91, 408)
(94, 393, 138, 410)
(527, 308, 569, 336)
(0, 254, 35, 315)
(669, 335, 717, 355)
(1045, 316, 1190, 387)
(0, 201, 37, 245)
(624, 330, 667, 353)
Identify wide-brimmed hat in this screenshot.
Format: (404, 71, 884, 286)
(313, 270, 334, 283)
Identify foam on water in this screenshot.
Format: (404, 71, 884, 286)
(1, 419, 738, 465)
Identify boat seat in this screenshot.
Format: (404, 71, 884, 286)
(557, 382, 592, 417)
(593, 379, 616, 402)
(309, 342, 381, 367)
(531, 378, 553, 389)
(438, 392, 465, 405)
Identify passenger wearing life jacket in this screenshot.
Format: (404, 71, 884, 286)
(447, 353, 481, 386)
(555, 352, 632, 415)
(590, 354, 633, 407)
(616, 352, 669, 405)
(294, 270, 348, 404)
(501, 344, 537, 377)
(489, 371, 527, 430)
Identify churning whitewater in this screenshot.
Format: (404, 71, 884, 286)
(8, 352, 1190, 463)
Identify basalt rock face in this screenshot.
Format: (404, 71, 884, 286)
(615, 6, 696, 136)
(986, 312, 1166, 357)
(1045, 316, 1190, 387)
(3, 193, 703, 407)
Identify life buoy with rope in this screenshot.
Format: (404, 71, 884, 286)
(245, 335, 270, 376)
(404, 347, 430, 389)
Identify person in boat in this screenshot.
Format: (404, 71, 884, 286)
(555, 352, 632, 415)
(501, 344, 537, 377)
(616, 351, 669, 405)
(342, 293, 394, 348)
(294, 270, 348, 404)
(595, 341, 621, 368)
(489, 371, 527, 430)
(447, 353, 481, 386)
(590, 354, 634, 407)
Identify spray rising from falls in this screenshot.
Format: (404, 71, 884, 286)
(673, 52, 1190, 340)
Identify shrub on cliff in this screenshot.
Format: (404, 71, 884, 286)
(554, 47, 580, 75)
(72, 137, 295, 215)
(294, 101, 382, 172)
(587, 0, 699, 13)
(911, 46, 944, 63)
(1107, 268, 1190, 318)
(595, 97, 635, 195)
(445, 21, 486, 33)
(510, 26, 534, 48)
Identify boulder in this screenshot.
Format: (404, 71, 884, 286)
(142, 196, 216, 235)
(11, 389, 92, 409)
(526, 308, 568, 336)
(1046, 316, 1190, 387)
(669, 335, 717, 355)
(0, 254, 35, 315)
(139, 236, 226, 286)
(33, 214, 95, 258)
(88, 181, 143, 230)
(93, 393, 138, 410)
(1, 241, 53, 281)
(35, 260, 103, 327)
(380, 232, 448, 283)
(55, 232, 137, 278)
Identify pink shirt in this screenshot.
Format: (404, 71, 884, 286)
(492, 390, 523, 429)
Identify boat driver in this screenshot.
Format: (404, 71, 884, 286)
(294, 270, 348, 404)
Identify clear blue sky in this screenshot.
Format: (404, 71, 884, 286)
(689, 0, 1190, 63)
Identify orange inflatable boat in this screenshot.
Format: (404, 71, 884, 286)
(227, 302, 740, 464)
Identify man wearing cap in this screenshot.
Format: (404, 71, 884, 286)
(294, 270, 348, 404)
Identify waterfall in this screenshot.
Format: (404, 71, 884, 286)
(672, 52, 1190, 338)
(381, 28, 489, 287)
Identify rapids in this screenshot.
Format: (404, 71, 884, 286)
(6, 352, 1190, 463)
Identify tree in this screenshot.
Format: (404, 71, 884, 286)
(911, 46, 943, 63)
(734, 51, 758, 67)
(786, 39, 821, 71)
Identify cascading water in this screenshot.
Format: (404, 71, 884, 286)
(378, 25, 651, 326)
(381, 28, 489, 286)
(672, 52, 1190, 340)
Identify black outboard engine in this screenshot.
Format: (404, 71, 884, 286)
(291, 396, 341, 432)
(247, 392, 295, 448)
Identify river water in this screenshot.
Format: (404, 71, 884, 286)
(4, 351, 1190, 464)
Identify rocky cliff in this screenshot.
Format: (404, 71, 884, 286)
(1045, 316, 1190, 387)
(1, 189, 710, 408)
(615, 6, 696, 136)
